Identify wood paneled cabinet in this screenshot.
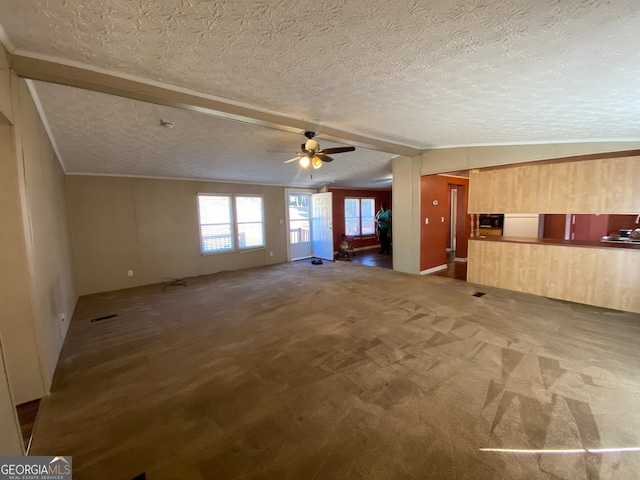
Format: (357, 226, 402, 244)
(469, 155, 640, 214)
(468, 239, 640, 314)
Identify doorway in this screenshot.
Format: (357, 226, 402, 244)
(449, 187, 458, 253)
(286, 190, 334, 261)
(310, 192, 334, 261)
(287, 191, 312, 260)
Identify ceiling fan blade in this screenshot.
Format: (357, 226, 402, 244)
(284, 156, 301, 164)
(321, 155, 334, 163)
(319, 146, 355, 155)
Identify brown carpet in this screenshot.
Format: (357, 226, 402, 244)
(31, 261, 640, 479)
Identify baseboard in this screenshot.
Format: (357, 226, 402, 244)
(454, 257, 467, 262)
(420, 264, 448, 275)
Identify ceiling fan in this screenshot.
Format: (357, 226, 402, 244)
(284, 131, 355, 169)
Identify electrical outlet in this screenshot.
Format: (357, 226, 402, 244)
(127, 270, 133, 277)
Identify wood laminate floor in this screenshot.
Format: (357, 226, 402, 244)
(346, 248, 467, 282)
(339, 248, 393, 270)
(31, 261, 640, 479)
(16, 399, 40, 453)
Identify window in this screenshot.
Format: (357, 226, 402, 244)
(198, 194, 264, 254)
(345, 197, 376, 237)
(198, 194, 233, 253)
(288, 193, 310, 244)
(235, 196, 265, 249)
(361, 198, 376, 235)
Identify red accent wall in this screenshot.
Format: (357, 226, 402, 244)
(543, 214, 567, 239)
(420, 175, 470, 272)
(547, 214, 636, 240)
(329, 188, 391, 251)
(420, 176, 449, 271)
(607, 215, 638, 235)
(572, 214, 609, 241)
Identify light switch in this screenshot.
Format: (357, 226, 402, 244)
(425, 218, 429, 224)
(442, 217, 445, 222)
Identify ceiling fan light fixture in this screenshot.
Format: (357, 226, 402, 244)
(284, 131, 356, 168)
(305, 139, 319, 152)
(299, 156, 311, 169)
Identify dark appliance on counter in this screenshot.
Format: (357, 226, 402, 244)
(479, 214, 504, 228)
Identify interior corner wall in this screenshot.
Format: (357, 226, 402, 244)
(16, 79, 78, 390)
(0, 68, 78, 405)
(392, 156, 422, 274)
(0, 124, 45, 404)
(0, 339, 23, 455)
(0, 43, 13, 124)
(66, 176, 289, 296)
(0, 43, 26, 449)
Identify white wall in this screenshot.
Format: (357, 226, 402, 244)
(503, 214, 541, 237)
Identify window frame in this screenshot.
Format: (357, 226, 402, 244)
(197, 193, 234, 255)
(344, 196, 377, 239)
(234, 194, 266, 251)
(197, 193, 265, 255)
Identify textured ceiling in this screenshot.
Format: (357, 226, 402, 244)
(30, 81, 394, 189)
(1, 0, 640, 187)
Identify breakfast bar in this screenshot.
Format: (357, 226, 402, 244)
(468, 236, 640, 314)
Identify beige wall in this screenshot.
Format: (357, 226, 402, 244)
(67, 176, 289, 295)
(16, 80, 77, 386)
(0, 40, 78, 411)
(392, 155, 422, 274)
(0, 124, 45, 403)
(0, 339, 23, 455)
(0, 46, 13, 124)
(0, 42, 23, 454)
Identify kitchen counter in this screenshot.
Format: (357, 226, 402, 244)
(468, 237, 640, 314)
(471, 235, 640, 251)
